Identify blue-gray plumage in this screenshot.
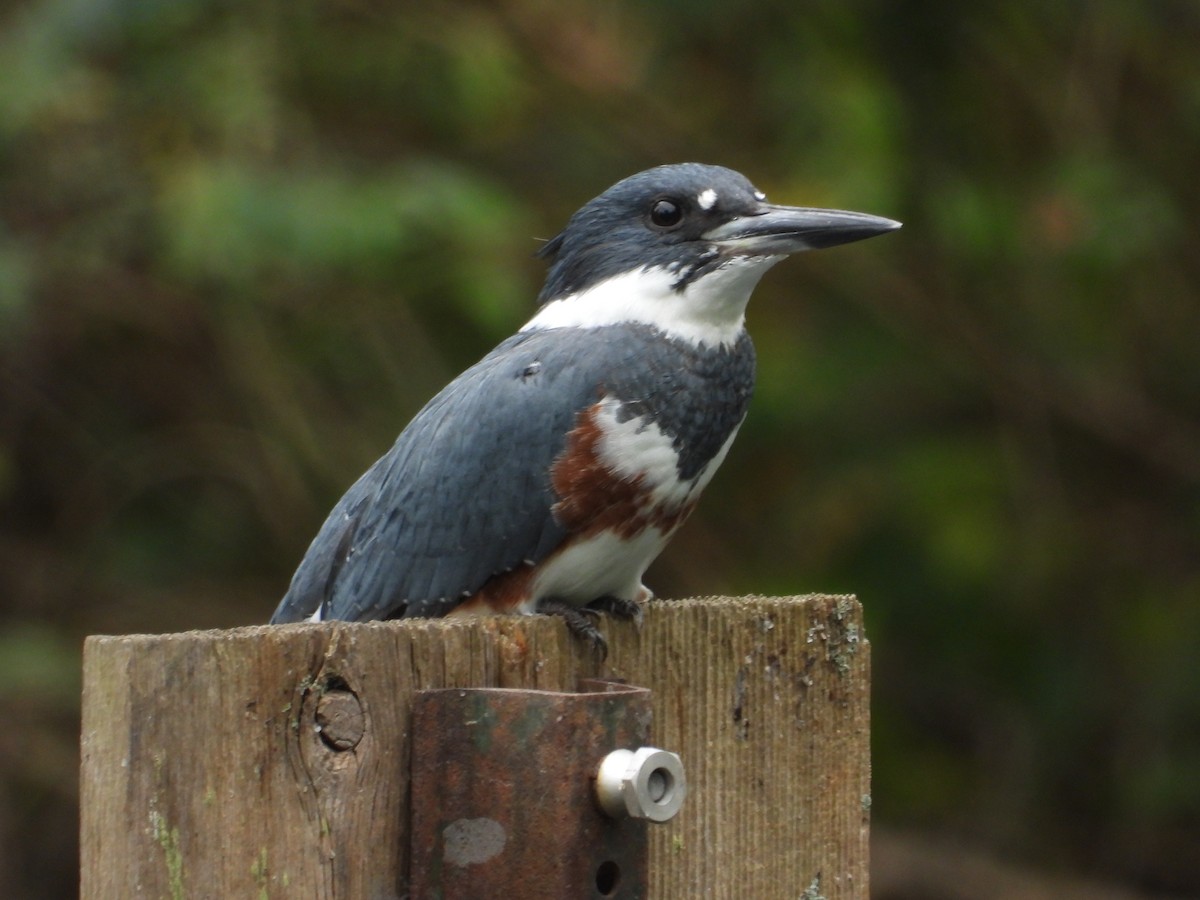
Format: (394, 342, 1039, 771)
(271, 163, 899, 652)
(275, 325, 754, 622)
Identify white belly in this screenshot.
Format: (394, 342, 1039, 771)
(522, 526, 669, 611)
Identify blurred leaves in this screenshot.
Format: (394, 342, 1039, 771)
(0, 623, 79, 702)
(2, 1, 1200, 897)
(159, 158, 529, 324)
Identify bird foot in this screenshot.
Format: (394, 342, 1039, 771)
(538, 599, 609, 661)
(586, 594, 646, 630)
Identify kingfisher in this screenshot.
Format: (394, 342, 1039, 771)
(270, 163, 899, 655)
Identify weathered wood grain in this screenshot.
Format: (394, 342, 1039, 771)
(80, 595, 870, 899)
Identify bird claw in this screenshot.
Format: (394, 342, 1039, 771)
(587, 595, 646, 630)
(538, 591, 652, 660)
(537, 599, 609, 662)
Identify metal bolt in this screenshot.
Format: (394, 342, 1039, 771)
(595, 747, 686, 823)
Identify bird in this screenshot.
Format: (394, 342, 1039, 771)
(270, 163, 899, 656)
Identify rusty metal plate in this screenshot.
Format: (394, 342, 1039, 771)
(409, 680, 652, 899)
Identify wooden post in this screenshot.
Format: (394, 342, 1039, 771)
(80, 595, 871, 899)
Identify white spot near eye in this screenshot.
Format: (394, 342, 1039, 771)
(697, 188, 718, 210)
(753, 190, 766, 202)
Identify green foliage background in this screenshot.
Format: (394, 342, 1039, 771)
(2, 1, 1198, 896)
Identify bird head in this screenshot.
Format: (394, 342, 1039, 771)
(527, 163, 900, 346)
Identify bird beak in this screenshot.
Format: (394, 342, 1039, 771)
(703, 204, 901, 256)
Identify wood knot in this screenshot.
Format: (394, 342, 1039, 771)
(315, 689, 365, 751)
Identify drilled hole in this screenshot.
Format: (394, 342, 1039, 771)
(595, 859, 620, 896)
(648, 767, 673, 803)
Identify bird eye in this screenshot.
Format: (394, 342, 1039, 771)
(649, 198, 683, 228)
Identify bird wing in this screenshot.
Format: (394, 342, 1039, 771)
(271, 328, 641, 623)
